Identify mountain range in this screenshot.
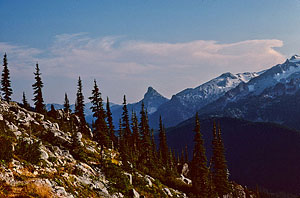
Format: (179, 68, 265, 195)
(44, 55, 300, 195)
(48, 55, 300, 131)
(199, 55, 300, 130)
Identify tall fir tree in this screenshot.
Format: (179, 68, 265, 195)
(64, 93, 70, 113)
(22, 92, 30, 109)
(184, 145, 189, 163)
(150, 129, 157, 162)
(121, 95, 131, 143)
(158, 116, 168, 165)
(118, 118, 122, 149)
(106, 97, 116, 149)
(211, 121, 231, 197)
(75, 77, 85, 123)
(131, 111, 140, 158)
(1, 53, 12, 102)
(74, 76, 89, 136)
(180, 149, 185, 165)
(120, 95, 132, 169)
(191, 113, 210, 197)
(139, 102, 152, 168)
(32, 63, 45, 114)
(89, 80, 109, 148)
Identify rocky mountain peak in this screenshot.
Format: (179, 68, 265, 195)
(143, 86, 165, 100)
(219, 72, 237, 79)
(289, 54, 300, 62)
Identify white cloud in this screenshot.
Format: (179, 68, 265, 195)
(0, 34, 286, 103)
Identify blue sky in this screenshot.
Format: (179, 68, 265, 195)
(1, 0, 300, 104)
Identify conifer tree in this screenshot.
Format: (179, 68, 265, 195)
(89, 80, 109, 148)
(75, 77, 85, 121)
(64, 93, 70, 113)
(150, 129, 157, 161)
(191, 113, 209, 197)
(211, 121, 231, 197)
(168, 148, 175, 171)
(120, 95, 132, 169)
(22, 92, 30, 109)
(184, 145, 189, 163)
(106, 97, 116, 149)
(131, 111, 140, 156)
(158, 116, 168, 164)
(1, 53, 12, 102)
(48, 104, 56, 118)
(180, 149, 185, 165)
(139, 102, 152, 168)
(118, 118, 122, 148)
(75, 77, 89, 136)
(32, 63, 45, 113)
(121, 95, 131, 143)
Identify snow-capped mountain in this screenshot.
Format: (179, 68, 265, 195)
(199, 55, 300, 130)
(149, 72, 260, 128)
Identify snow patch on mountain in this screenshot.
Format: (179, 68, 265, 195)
(175, 71, 259, 108)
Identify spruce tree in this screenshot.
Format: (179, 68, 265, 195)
(118, 118, 122, 149)
(64, 93, 70, 113)
(131, 111, 140, 157)
(158, 116, 168, 165)
(191, 113, 209, 197)
(120, 95, 132, 169)
(139, 102, 152, 168)
(121, 95, 131, 143)
(180, 149, 185, 165)
(106, 97, 116, 149)
(22, 92, 30, 109)
(48, 104, 56, 118)
(89, 80, 109, 149)
(184, 145, 189, 163)
(75, 77, 85, 123)
(150, 129, 157, 162)
(1, 53, 12, 102)
(75, 77, 89, 136)
(211, 121, 231, 197)
(32, 63, 45, 114)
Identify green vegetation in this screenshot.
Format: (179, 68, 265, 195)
(1, 53, 13, 102)
(15, 139, 41, 165)
(103, 162, 132, 195)
(0, 136, 13, 162)
(32, 63, 46, 114)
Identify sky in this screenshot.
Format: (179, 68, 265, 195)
(1, 0, 300, 104)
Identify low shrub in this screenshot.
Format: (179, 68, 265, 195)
(102, 162, 131, 195)
(15, 139, 41, 165)
(70, 147, 88, 163)
(0, 136, 13, 162)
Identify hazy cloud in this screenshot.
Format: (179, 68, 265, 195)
(0, 34, 285, 103)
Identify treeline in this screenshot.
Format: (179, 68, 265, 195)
(1, 53, 231, 197)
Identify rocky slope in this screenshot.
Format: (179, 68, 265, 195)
(0, 99, 260, 197)
(0, 100, 186, 198)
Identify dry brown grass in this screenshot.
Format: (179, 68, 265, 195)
(24, 182, 53, 198)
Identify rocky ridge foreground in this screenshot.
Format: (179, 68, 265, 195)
(0, 100, 188, 198)
(0, 100, 254, 198)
